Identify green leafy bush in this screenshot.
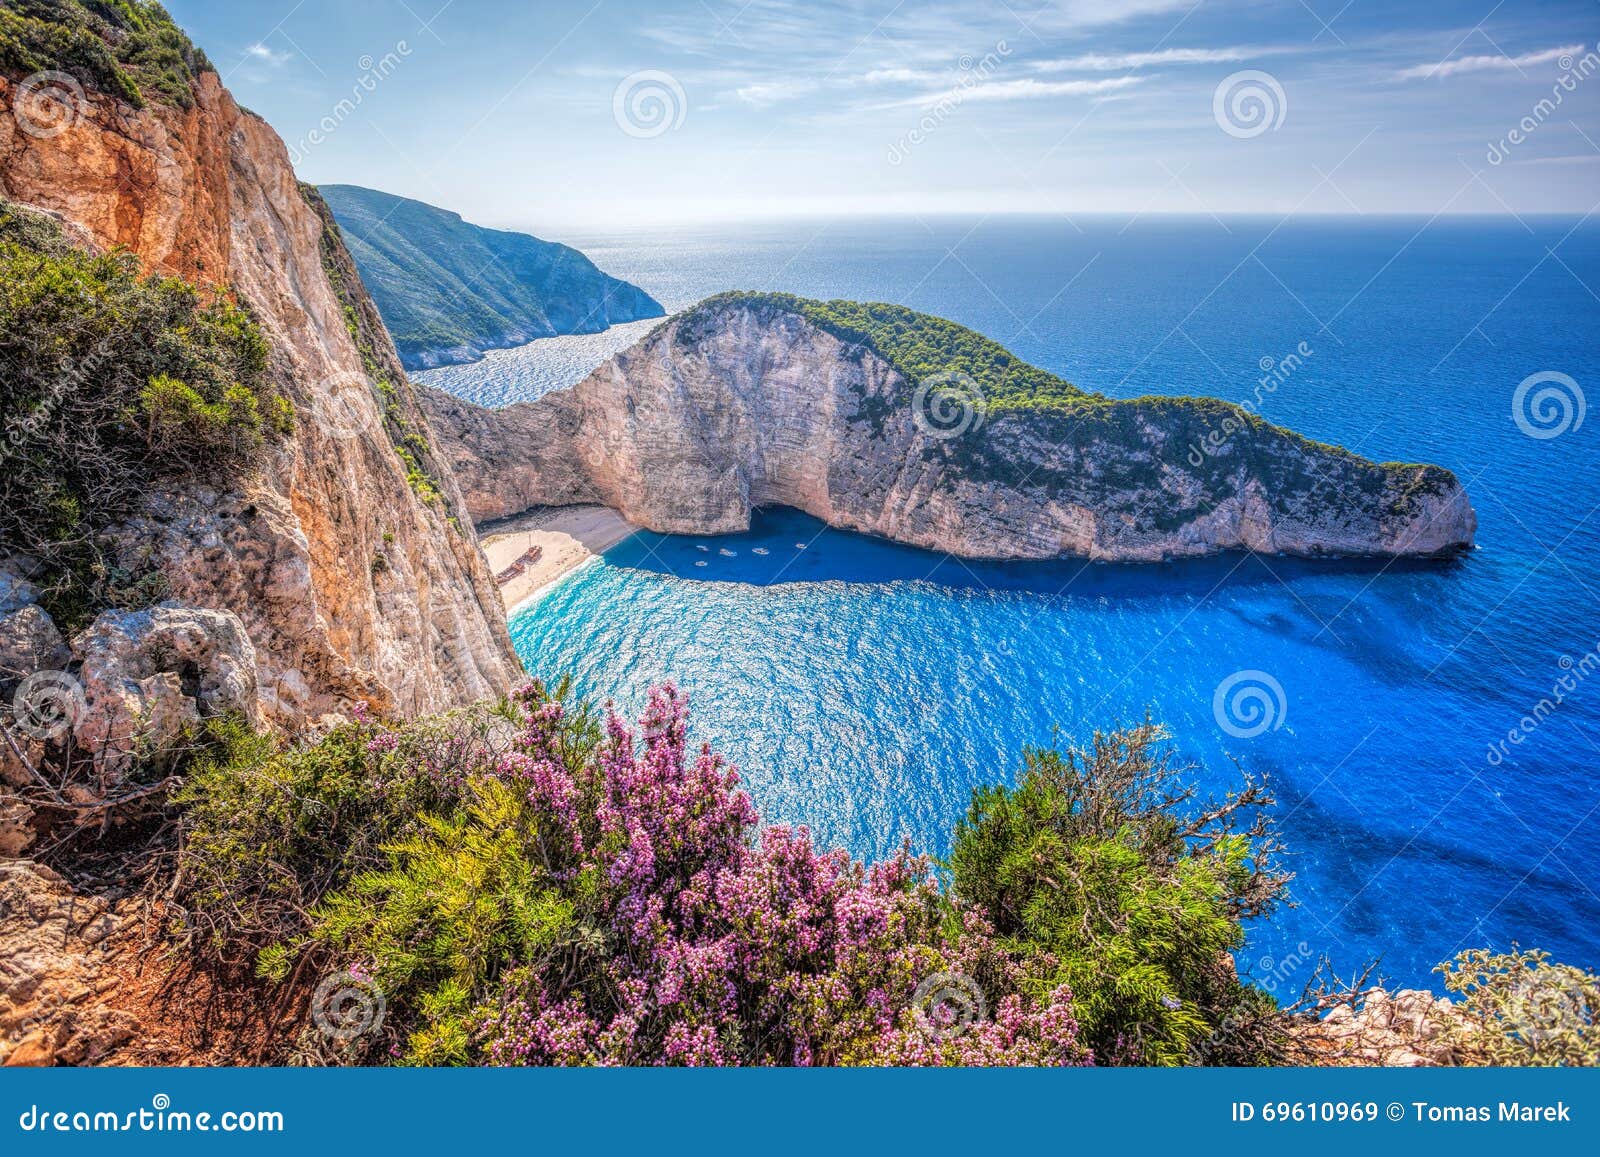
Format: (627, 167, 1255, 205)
(0, 0, 210, 108)
(682, 291, 1092, 418)
(173, 704, 516, 971)
(947, 720, 1290, 1064)
(311, 777, 578, 1064)
(1437, 948, 1599, 1066)
(0, 202, 282, 626)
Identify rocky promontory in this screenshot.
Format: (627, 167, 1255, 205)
(423, 293, 1477, 562)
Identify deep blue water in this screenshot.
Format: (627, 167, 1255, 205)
(482, 215, 1600, 993)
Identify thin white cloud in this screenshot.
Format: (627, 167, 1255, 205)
(733, 78, 819, 106)
(862, 67, 937, 85)
(1399, 43, 1587, 79)
(882, 75, 1142, 109)
(1038, 0, 1196, 31)
(640, 0, 1197, 65)
(1515, 153, 1600, 165)
(1029, 46, 1274, 72)
(245, 43, 292, 66)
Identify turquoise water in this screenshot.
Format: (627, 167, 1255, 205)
(489, 215, 1600, 991)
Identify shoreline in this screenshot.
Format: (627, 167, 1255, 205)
(480, 505, 638, 613)
(410, 315, 667, 377)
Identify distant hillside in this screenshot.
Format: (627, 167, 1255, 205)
(319, 184, 663, 370)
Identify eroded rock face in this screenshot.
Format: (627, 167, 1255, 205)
(70, 605, 259, 780)
(0, 861, 137, 1067)
(1296, 988, 1472, 1067)
(0, 606, 68, 688)
(0, 72, 521, 728)
(422, 300, 1477, 562)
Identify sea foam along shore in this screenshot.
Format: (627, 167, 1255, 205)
(481, 505, 637, 612)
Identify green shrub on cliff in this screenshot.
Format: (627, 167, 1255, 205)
(948, 720, 1290, 1064)
(1437, 948, 1599, 1066)
(310, 776, 580, 1064)
(176, 684, 1291, 1066)
(686, 291, 1093, 418)
(171, 685, 1598, 1069)
(0, 202, 283, 627)
(173, 704, 515, 969)
(0, 0, 210, 108)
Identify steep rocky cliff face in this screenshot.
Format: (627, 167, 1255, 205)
(0, 68, 521, 735)
(423, 297, 1476, 562)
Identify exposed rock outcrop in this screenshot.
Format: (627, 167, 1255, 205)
(0, 861, 137, 1066)
(70, 605, 260, 780)
(0, 69, 522, 729)
(0, 606, 69, 688)
(1295, 988, 1473, 1066)
(422, 296, 1476, 562)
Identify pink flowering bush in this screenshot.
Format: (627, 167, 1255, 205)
(311, 682, 1092, 1067)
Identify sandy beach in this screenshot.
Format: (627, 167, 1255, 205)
(480, 505, 638, 613)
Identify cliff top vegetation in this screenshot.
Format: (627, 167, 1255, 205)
(0, 0, 210, 109)
(674, 292, 1460, 523)
(0, 201, 286, 627)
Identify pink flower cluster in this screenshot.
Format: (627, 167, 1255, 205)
(477, 682, 1092, 1067)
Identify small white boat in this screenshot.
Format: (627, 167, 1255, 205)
(752, 547, 769, 556)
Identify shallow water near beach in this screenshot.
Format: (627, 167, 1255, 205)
(479, 214, 1600, 992)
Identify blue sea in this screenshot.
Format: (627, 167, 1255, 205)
(421, 215, 1600, 993)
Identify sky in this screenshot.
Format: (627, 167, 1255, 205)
(166, 0, 1600, 233)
